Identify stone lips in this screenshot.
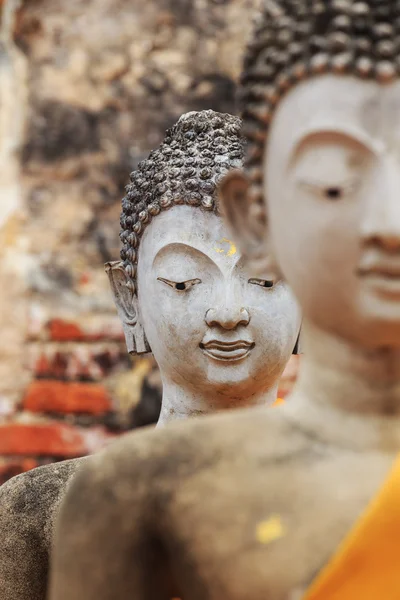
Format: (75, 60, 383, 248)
(119, 110, 246, 293)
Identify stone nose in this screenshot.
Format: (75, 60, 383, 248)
(361, 155, 400, 252)
(205, 306, 250, 330)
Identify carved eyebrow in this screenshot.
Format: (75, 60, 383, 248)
(297, 177, 359, 188)
(153, 242, 213, 265)
(153, 241, 242, 270)
(289, 125, 383, 161)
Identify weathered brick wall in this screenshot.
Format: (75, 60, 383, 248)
(0, 0, 300, 485)
(0, 308, 163, 483)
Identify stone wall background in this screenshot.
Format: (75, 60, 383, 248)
(0, 0, 299, 485)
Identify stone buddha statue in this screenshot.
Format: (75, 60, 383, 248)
(108, 110, 300, 424)
(0, 110, 300, 600)
(48, 2, 400, 599)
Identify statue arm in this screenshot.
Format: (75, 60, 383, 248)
(0, 476, 48, 600)
(0, 460, 80, 600)
(48, 444, 172, 600)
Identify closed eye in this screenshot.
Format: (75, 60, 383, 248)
(248, 278, 274, 288)
(157, 277, 201, 291)
(298, 178, 360, 201)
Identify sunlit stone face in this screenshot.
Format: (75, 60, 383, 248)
(137, 204, 300, 399)
(265, 75, 400, 349)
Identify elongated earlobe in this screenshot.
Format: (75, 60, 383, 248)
(105, 261, 151, 355)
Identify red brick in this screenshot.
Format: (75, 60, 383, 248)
(48, 318, 124, 342)
(39, 351, 68, 379)
(49, 319, 85, 341)
(0, 423, 90, 457)
(23, 380, 112, 415)
(35, 353, 51, 377)
(79, 272, 90, 285)
(277, 355, 300, 399)
(29, 345, 128, 381)
(277, 386, 291, 399)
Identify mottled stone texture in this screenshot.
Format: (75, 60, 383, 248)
(0, 0, 299, 484)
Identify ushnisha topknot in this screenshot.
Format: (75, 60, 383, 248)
(120, 109, 244, 292)
(240, 0, 400, 202)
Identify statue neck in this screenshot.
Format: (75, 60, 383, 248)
(156, 379, 278, 427)
(287, 321, 400, 452)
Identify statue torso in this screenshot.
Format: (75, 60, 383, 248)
(123, 408, 395, 599)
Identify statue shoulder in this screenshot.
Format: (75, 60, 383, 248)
(72, 407, 308, 503)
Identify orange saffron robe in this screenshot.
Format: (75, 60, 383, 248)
(273, 397, 284, 407)
(303, 455, 400, 600)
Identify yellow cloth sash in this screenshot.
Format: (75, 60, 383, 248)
(303, 454, 400, 600)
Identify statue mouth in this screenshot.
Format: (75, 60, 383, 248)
(358, 261, 400, 295)
(200, 340, 255, 362)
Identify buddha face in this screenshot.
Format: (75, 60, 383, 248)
(264, 75, 400, 348)
(134, 204, 300, 399)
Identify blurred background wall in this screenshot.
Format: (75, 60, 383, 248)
(0, 0, 299, 485)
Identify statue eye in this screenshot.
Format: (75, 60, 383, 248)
(299, 178, 360, 202)
(324, 186, 342, 200)
(248, 278, 274, 288)
(157, 277, 201, 291)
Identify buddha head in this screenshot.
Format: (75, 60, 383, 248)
(107, 110, 300, 414)
(221, 0, 400, 350)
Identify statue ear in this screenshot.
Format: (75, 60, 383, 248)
(219, 170, 273, 275)
(105, 261, 151, 355)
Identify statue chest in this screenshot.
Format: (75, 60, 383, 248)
(163, 450, 395, 599)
